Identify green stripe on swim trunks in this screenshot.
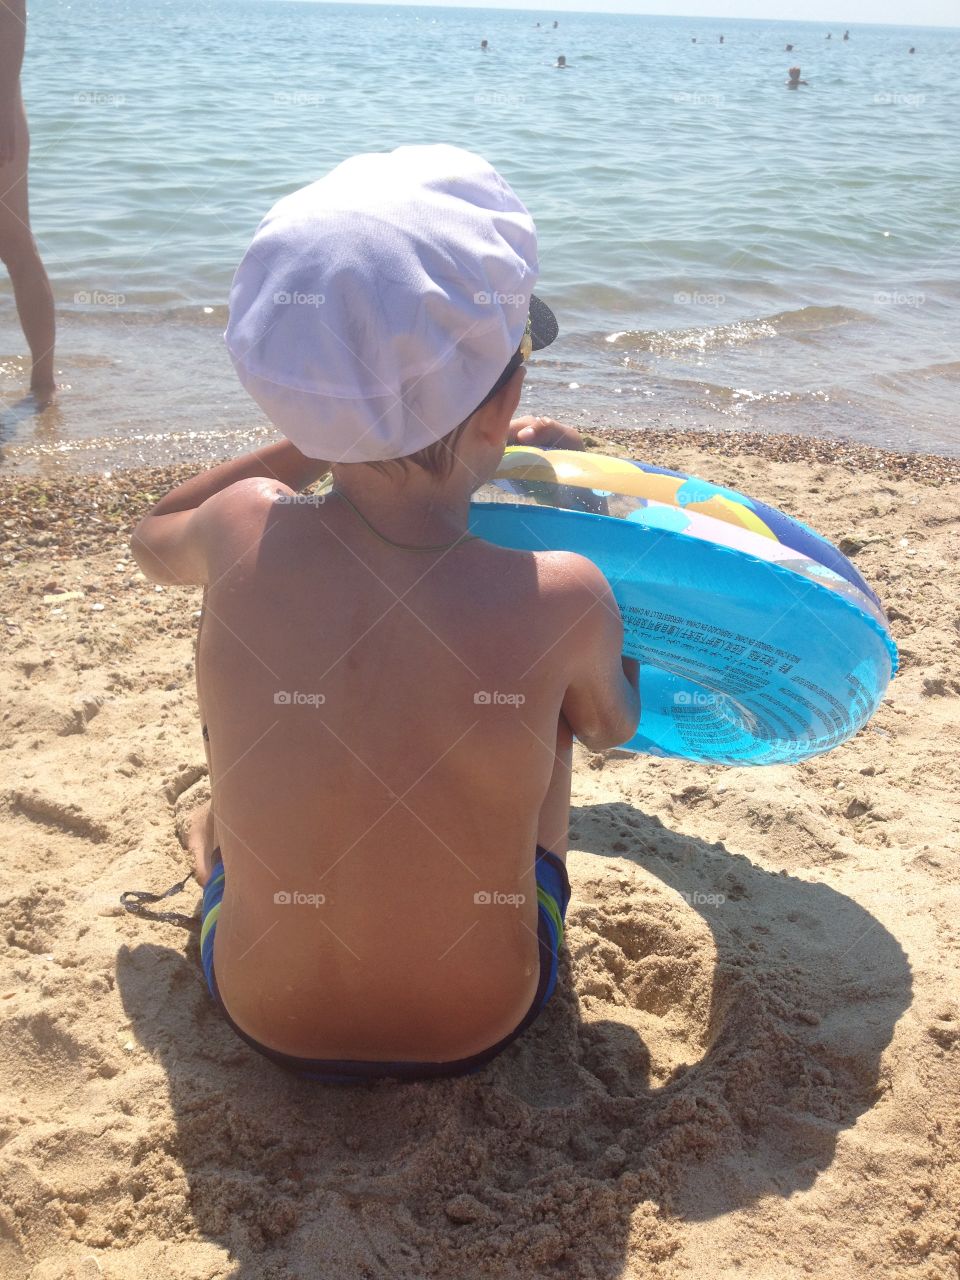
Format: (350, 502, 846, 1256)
(200, 902, 221, 951)
(537, 887, 564, 945)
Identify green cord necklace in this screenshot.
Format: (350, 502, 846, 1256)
(329, 487, 478, 553)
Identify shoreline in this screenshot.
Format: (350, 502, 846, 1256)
(2, 425, 958, 567)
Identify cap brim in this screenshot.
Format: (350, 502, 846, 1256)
(529, 294, 558, 351)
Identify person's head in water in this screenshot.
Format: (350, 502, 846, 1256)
(909, 45, 916, 53)
(553, 20, 558, 28)
(786, 66, 807, 88)
(480, 39, 488, 50)
(719, 34, 724, 43)
(826, 32, 832, 39)
(843, 29, 849, 39)
(785, 43, 793, 52)
(555, 54, 567, 68)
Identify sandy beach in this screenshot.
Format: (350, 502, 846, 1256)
(1, 427, 959, 1280)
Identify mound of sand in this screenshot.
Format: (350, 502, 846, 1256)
(1, 432, 958, 1279)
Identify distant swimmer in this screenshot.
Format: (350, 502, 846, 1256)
(786, 66, 808, 88)
(843, 29, 850, 40)
(553, 20, 558, 28)
(555, 54, 569, 68)
(909, 46, 916, 53)
(691, 37, 697, 43)
(826, 32, 832, 39)
(785, 43, 794, 52)
(719, 34, 724, 43)
(480, 39, 488, 50)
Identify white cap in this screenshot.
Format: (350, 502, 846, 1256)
(224, 144, 555, 463)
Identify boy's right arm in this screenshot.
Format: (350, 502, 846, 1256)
(554, 555, 641, 752)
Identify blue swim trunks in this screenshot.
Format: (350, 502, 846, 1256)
(200, 845, 571, 1082)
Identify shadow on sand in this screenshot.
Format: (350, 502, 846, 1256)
(117, 802, 910, 1278)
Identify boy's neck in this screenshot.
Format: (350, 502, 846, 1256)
(330, 464, 474, 547)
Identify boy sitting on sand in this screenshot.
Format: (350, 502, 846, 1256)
(131, 145, 640, 1081)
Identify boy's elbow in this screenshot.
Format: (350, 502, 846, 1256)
(130, 519, 172, 584)
(577, 708, 640, 754)
(587, 694, 641, 753)
(130, 521, 154, 576)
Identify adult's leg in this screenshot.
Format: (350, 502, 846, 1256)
(0, 93, 55, 401)
(535, 714, 573, 864)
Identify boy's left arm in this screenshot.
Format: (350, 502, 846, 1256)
(507, 416, 584, 450)
(131, 440, 330, 586)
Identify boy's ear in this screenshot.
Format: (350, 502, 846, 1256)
(469, 366, 525, 447)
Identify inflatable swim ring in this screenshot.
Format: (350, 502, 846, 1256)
(468, 447, 898, 766)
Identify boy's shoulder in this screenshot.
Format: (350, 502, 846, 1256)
(473, 542, 615, 626)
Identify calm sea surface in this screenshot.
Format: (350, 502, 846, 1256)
(2, 0, 959, 470)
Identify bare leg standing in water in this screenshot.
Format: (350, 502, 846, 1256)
(0, 0, 56, 405)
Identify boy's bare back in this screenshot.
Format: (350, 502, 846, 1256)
(196, 477, 631, 1062)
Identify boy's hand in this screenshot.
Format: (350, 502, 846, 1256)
(507, 416, 585, 451)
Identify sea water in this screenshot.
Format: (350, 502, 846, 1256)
(1, 0, 958, 469)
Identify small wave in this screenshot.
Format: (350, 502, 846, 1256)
(607, 319, 777, 355)
(57, 301, 230, 326)
(605, 304, 868, 355)
(764, 304, 868, 332)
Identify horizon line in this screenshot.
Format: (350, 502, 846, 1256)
(272, 0, 960, 31)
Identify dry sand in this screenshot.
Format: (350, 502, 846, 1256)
(1, 430, 959, 1280)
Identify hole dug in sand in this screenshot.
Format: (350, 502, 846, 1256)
(569, 870, 716, 1094)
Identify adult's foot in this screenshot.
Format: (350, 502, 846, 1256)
(28, 380, 57, 410)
